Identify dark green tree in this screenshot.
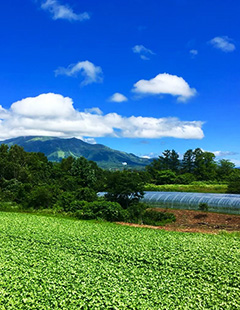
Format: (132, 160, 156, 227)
(70, 157, 97, 188)
(181, 149, 195, 174)
(217, 159, 235, 182)
(193, 149, 217, 181)
(105, 170, 144, 208)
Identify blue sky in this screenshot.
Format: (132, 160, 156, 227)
(0, 0, 240, 164)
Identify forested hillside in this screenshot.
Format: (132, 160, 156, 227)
(0, 136, 151, 169)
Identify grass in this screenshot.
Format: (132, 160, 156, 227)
(144, 183, 228, 193)
(0, 211, 239, 309)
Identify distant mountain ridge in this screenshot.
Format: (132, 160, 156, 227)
(0, 136, 152, 169)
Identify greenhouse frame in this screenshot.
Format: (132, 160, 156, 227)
(142, 191, 240, 214)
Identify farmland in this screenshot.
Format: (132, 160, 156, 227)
(0, 212, 240, 309)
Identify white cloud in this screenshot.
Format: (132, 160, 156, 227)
(0, 93, 204, 141)
(140, 55, 150, 61)
(132, 73, 196, 102)
(84, 107, 103, 115)
(41, 0, 90, 21)
(209, 36, 236, 52)
(231, 159, 240, 167)
(132, 45, 155, 60)
(212, 151, 237, 157)
(83, 138, 97, 144)
(109, 93, 128, 103)
(11, 93, 75, 118)
(55, 61, 103, 86)
(119, 116, 204, 139)
(190, 49, 198, 57)
(0, 105, 9, 119)
(141, 152, 157, 159)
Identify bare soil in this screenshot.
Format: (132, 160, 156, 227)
(117, 208, 240, 234)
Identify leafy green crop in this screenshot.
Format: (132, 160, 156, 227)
(0, 212, 239, 309)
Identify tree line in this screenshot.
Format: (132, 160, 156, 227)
(0, 144, 239, 222)
(146, 148, 240, 186)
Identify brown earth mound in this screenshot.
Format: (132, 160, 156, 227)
(118, 208, 240, 234)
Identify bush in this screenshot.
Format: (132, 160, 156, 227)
(177, 173, 196, 185)
(75, 187, 97, 202)
(155, 170, 177, 185)
(56, 192, 76, 212)
(198, 203, 209, 212)
(126, 202, 148, 223)
(142, 209, 176, 226)
(27, 185, 54, 209)
(228, 175, 240, 194)
(75, 200, 125, 222)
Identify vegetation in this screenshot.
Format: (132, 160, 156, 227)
(0, 143, 239, 226)
(0, 212, 239, 309)
(142, 209, 176, 226)
(144, 183, 228, 193)
(198, 203, 209, 212)
(146, 148, 239, 184)
(228, 174, 240, 194)
(0, 144, 172, 225)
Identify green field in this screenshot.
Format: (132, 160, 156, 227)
(0, 212, 239, 309)
(144, 183, 228, 193)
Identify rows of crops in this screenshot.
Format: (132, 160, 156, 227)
(0, 212, 239, 309)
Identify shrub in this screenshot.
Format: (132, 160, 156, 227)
(27, 185, 54, 209)
(56, 192, 76, 212)
(198, 203, 209, 212)
(177, 173, 196, 185)
(75, 187, 97, 202)
(126, 202, 148, 223)
(227, 175, 240, 194)
(155, 170, 177, 185)
(142, 209, 176, 226)
(75, 201, 125, 222)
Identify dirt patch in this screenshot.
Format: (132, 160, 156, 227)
(117, 208, 240, 234)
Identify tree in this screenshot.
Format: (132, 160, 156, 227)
(181, 149, 195, 174)
(217, 159, 235, 182)
(27, 185, 55, 209)
(70, 157, 97, 188)
(160, 150, 180, 172)
(193, 149, 217, 181)
(105, 171, 144, 208)
(155, 170, 177, 185)
(228, 170, 240, 193)
(146, 149, 180, 182)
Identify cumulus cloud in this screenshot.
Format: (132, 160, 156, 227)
(132, 73, 196, 102)
(55, 61, 103, 86)
(41, 0, 90, 21)
(11, 93, 75, 118)
(0, 93, 204, 141)
(109, 93, 128, 102)
(209, 36, 236, 52)
(132, 45, 155, 60)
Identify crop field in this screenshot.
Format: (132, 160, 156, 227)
(0, 212, 239, 309)
(144, 183, 228, 193)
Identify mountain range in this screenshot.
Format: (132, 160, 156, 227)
(0, 136, 152, 169)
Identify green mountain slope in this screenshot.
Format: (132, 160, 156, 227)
(0, 136, 152, 169)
